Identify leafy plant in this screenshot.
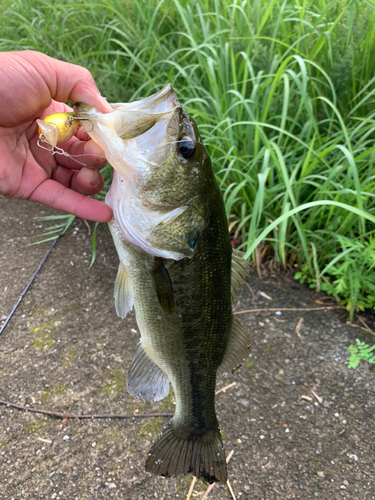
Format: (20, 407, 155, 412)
(347, 339, 375, 369)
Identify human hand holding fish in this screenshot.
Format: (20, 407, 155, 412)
(0, 50, 113, 222)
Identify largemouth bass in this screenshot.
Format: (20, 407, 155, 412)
(75, 85, 250, 484)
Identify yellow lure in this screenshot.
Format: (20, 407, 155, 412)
(37, 112, 80, 148)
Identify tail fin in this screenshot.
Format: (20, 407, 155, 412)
(145, 423, 227, 484)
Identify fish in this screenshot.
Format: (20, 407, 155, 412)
(75, 85, 251, 484)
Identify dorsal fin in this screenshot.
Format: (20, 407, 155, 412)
(114, 262, 134, 319)
(217, 316, 251, 376)
(127, 343, 170, 402)
(231, 249, 251, 299)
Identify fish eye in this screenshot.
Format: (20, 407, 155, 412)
(178, 136, 196, 159)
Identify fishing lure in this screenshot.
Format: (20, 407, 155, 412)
(37, 112, 80, 148)
(36, 112, 96, 165)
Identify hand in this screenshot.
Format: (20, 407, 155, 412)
(0, 50, 114, 222)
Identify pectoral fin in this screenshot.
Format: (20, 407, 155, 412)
(217, 316, 251, 375)
(127, 343, 170, 402)
(149, 258, 175, 314)
(114, 262, 134, 319)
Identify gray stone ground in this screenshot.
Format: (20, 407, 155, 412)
(0, 196, 374, 500)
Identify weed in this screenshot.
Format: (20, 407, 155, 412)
(347, 339, 375, 369)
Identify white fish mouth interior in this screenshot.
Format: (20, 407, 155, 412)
(76, 85, 189, 260)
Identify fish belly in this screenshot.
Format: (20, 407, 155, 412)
(109, 220, 230, 483)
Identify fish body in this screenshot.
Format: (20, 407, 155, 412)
(75, 86, 250, 483)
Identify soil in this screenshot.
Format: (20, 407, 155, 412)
(0, 196, 374, 500)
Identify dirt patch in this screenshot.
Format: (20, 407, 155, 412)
(0, 197, 374, 499)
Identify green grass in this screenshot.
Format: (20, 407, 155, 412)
(2, 0, 375, 317)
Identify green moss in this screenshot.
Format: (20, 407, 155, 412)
(29, 319, 61, 349)
(40, 383, 67, 403)
(24, 420, 48, 433)
(159, 389, 175, 411)
(68, 303, 80, 312)
(244, 359, 254, 369)
(33, 307, 48, 316)
(139, 417, 162, 438)
(101, 368, 127, 397)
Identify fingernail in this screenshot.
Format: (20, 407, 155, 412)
(90, 169, 101, 187)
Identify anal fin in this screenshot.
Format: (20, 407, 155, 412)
(218, 316, 251, 375)
(114, 262, 134, 319)
(127, 344, 170, 402)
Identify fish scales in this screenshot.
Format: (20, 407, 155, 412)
(75, 85, 250, 484)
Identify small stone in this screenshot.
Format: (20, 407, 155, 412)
(342, 420, 347, 425)
(105, 482, 117, 489)
(317, 471, 325, 478)
(334, 413, 339, 418)
(340, 485, 346, 490)
(62, 435, 69, 441)
(238, 399, 250, 408)
(92, 442, 96, 447)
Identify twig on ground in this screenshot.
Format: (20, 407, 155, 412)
(83, 219, 91, 236)
(295, 317, 304, 338)
(356, 316, 375, 338)
(244, 282, 255, 300)
(259, 291, 272, 300)
(234, 306, 344, 315)
(315, 297, 337, 305)
(186, 476, 197, 500)
(227, 480, 237, 500)
(344, 321, 375, 338)
(36, 437, 52, 444)
(311, 390, 323, 404)
(0, 400, 173, 420)
(215, 382, 236, 395)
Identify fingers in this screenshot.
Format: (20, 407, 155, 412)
(52, 164, 104, 196)
(0, 51, 112, 127)
(28, 178, 113, 223)
(53, 137, 107, 170)
(36, 52, 113, 113)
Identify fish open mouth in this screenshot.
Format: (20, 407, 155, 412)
(75, 84, 183, 177)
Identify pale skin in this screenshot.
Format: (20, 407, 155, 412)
(0, 50, 114, 222)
